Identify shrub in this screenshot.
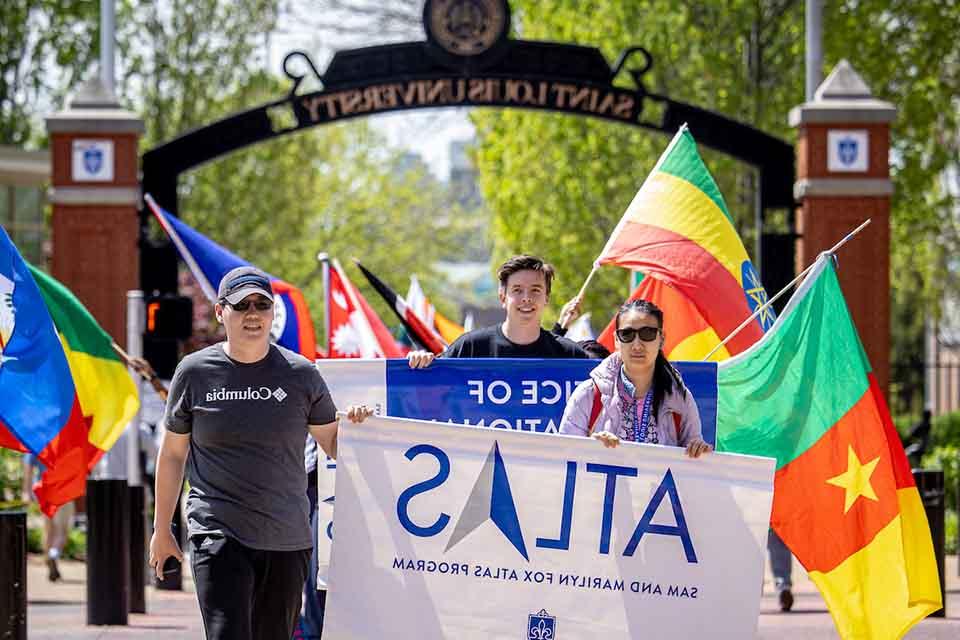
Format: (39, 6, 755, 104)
(946, 510, 958, 556)
(64, 527, 86, 561)
(921, 445, 959, 515)
(0, 449, 25, 505)
(931, 411, 960, 449)
(26, 526, 42, 554)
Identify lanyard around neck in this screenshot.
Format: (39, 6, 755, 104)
(632, 387, 655, 443)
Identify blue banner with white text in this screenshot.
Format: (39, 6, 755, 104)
(384, 359, 718, 444)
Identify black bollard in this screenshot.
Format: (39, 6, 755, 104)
(913, 469, 945, 617)
(0, 510, 27, 640)
(128, 485, 146, 613)
(155, 491, 183, 591)
(86, 478, 130, 625)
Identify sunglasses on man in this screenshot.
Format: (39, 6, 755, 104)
(224, 298, 274, 312)
(615, 326, 661, 343)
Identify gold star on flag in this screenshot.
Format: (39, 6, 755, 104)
(826, 445, 881, 514)
(744, 269, 775, 329)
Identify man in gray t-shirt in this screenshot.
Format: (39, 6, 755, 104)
(165, 342, 336, 550)
(148, 266, 370, 640)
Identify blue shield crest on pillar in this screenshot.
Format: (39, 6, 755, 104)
(527, 609, 556, 639)
(83, 148, 103, 175)
(837, 138, 858, 166)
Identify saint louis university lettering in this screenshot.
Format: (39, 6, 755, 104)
(205, 386, 288, 402)
(396, 440, 698, 562)
(297, 78, 637, 126)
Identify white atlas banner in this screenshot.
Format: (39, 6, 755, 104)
(324, 413, 775, 639)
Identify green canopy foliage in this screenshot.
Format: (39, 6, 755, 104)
(177, 76, 470, 344)
(0, 1, 471, 347)
(0, 0, 98, 146)
(473, 0, 959, 396)
(472, 0, 808, 328)
(3, 0, 957, 373)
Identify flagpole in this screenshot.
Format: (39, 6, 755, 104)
(111, 342, 169, 402)
(702, 218, 872, 361)
(318, 252, 330, 358)
(574, 264, 599, 303)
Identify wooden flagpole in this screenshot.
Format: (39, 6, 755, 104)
(111, 342, 168, 402)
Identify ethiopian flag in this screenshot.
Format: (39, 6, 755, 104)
(28, 264, 139, 514)
(716, 255, 941, 638)
(597, 274, 736, 362)
(595, 125, 774, 357)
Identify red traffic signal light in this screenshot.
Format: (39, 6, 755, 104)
(144, 295, 193, 340)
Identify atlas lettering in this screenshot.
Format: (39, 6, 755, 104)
(396, 442, 698, 563)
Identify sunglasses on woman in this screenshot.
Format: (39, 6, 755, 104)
(227, 299, 274, 312)
(615, 326, 661, 343)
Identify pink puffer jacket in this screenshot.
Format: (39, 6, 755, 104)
(558, 353, 702, 446)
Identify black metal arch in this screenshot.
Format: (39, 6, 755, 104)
(141, 38, 794, 219)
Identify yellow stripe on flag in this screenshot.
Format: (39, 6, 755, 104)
(622, 172, 750, 285)
(809, 511, 942, 639)
(667, 327, 731, 362)
(60, 337, 139, 451)
(896, 487, 943, 606)
(434, 310, 465, 344)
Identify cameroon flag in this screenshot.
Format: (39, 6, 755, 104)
(716, 255, 941, 638)
(28, 265, 139, 514)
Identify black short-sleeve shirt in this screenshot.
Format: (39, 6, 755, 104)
(443, 325, 589, 359)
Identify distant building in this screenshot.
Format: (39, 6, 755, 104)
(0, 146, 50, 266)
(394, 150, 430, 179)
(449, 140, 482, 210)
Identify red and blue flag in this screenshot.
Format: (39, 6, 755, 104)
(145, 194, 317, 359)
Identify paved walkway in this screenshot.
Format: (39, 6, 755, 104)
(24, 553, 960, 638)
(27, 554, 202, 639)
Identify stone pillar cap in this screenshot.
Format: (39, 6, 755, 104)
(789, 59, 896, 126)
(46, 66, 145, 134)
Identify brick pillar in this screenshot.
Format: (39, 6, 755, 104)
(789, 60, 896, 397)
(46, 74, 144, 348)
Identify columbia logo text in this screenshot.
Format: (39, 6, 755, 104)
(205, 386, 288, 403)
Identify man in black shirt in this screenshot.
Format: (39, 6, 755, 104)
(408, 255, 588, 367)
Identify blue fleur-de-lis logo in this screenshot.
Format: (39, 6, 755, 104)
(83, 148, 103, 174)
(741, 261, 776, 332)
(838, 138, 858, 166)
(527, 609, 556, 639)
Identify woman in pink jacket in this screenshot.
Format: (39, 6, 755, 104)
(559, 299, 712, 458)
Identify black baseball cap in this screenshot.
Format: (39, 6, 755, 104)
(217, 266, 274, 305)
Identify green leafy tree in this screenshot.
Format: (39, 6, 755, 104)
(176, 74, 467, 347)
(115, 0, 279, 147)
(473, 0, 806, 327)
(824, 1, 960, 415)
(0, 1, 98, 145)
(473, 0, 960, 374)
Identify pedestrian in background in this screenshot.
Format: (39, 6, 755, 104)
(22, 454, 74, 581)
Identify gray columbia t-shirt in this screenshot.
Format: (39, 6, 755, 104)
(164, 343, 337, 551)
